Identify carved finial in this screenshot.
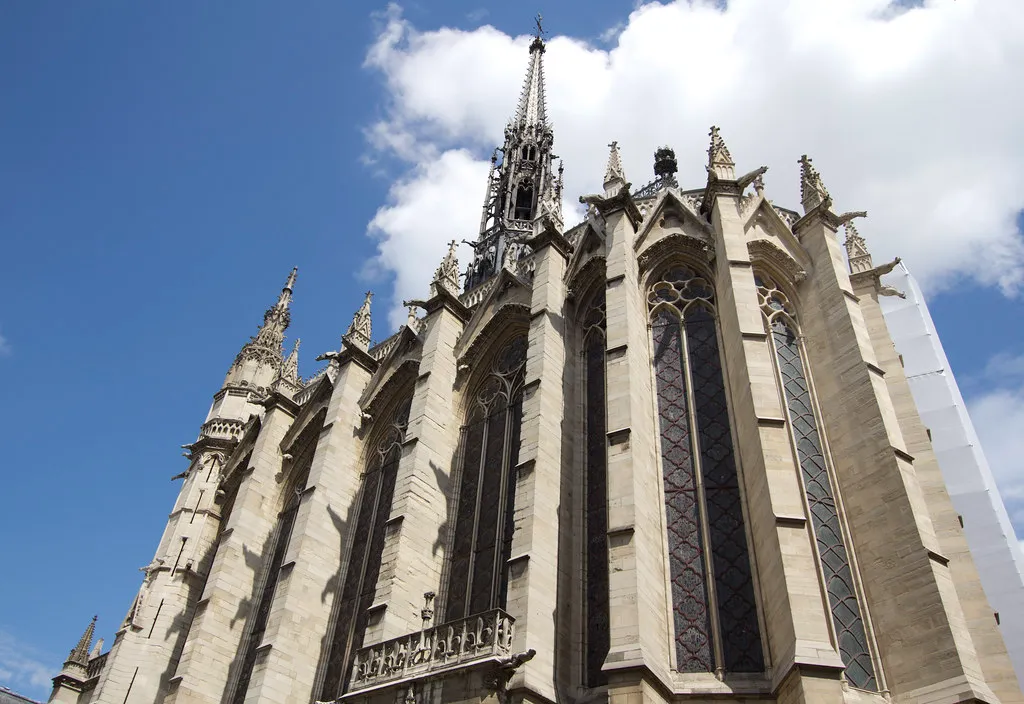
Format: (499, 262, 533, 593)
(67, 615, 97, 667)
(708, 126, 735, 179)
(604, 140, 626, 192)
(343, 292, 372, 352)
(844, 222, 874, 274)
(431, 241, 460, 296)
(799, 155, 830, 213)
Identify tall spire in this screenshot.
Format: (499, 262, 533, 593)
(513, 15, 549, 131)
(67, 615, 97, 667)
(708, 126, 735, 180)
(343, 292, 373, 352)
(799, 155, 830, 213)
(222, 267, 298, 394)
(465, 16, 559, 292)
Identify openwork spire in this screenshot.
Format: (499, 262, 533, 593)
(604, 140, 626, 192)
(252, 267, 297, 350)
(67, 615, 97, 667)
(432, 241, 461, 297)
(799, 155, 830, 213)
(708, 126, 735, 179)
(343, 292, 373, 351)
(514, 15, 549, 130)
(844, 223, 873, 274)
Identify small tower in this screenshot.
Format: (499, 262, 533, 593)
(465, 16, 561, 291)
(799, 154, 830, 213)
(844, 222, 873, 274)
(48, 616, 96, 704)
(603, 140, 627, 195)
(343, 292, 373, 352)
(707, 126, 735, 180)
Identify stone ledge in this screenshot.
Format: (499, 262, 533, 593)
(607, 427, 631, 445)
(606, 274, 626, 287)
(757, 416, 788, 428)
(775, 514, 807, 528)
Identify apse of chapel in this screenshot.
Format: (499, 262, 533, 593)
(453, 271, 531, 366)
(564, 221, 604, 289)
(358, 327, 422, 416)
(742, 196, 812, 276)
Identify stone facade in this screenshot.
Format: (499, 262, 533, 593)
(50, 29, 1022, 704)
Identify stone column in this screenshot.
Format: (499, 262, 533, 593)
(372, 293, 467, 641)
(598, 196, 674, 693)
(502, 223, 571, 702)
(243, 354, 375, 704)
(707, 191, 846, 702)
(796, 209, 994, 703)
(163, 401, 296, 704)
(852, 270, 1022, 702)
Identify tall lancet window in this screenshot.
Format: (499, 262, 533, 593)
(582, 290, 609, 686)
(755, 272, 877, 691)
(649, 265, 764, 675)
(320, 398, 412, 700)
(445, 334, 528, 620)
(231, 419, 320, 704)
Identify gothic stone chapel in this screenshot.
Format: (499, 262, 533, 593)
(48, 26, 1023, 704)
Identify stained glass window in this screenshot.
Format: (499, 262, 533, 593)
(649, 266, 764, 674)
(755, 272, 877, 691)
(582, 291, 609, 686)
(232, 421, 319, 704)
(445, 335, 528, 621)
(319, 399, 412, 700)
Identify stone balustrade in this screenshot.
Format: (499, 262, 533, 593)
(348, 609, 515, 692)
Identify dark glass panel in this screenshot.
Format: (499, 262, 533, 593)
(772, 320, 877, 690)
(584, 329, 609, 686)
(445, 418, 485, 621)
(685, 308, 764, 673)
(497, 397, 522, 609)
(470, 407, 508, 616)
(653, 310, 713, 673)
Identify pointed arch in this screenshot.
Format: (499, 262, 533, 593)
(578, 280, 609, 687)
(648, 263, 764, 674)
(444, 332, 528, 621)
(754, 270, 877, 690)
(318, 390, 413, 700)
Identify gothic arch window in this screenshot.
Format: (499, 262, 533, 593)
(231, 420, 320, 704)
(319, 396, 412, 700)
(755, 271, 877, 691)
(444, 334, 528, 620)
(581, 289, 609, 686)
(648, 265, 764, 674)
(514, 182, 534, 220)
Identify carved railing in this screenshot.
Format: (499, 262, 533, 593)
(200, 418, 245, 442)
(460, 276, 500, 309)
(348, 609, 515, 692)
(87, 652, 108, 680)
(370, 329, 404, 362)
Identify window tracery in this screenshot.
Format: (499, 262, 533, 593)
(649, 265, 763, 674)
(445, 334, 528, 621)
(232, 422, 319, 704)
(319, 397, 412, 700)
(582, 290, 608, 686)
(755, 271, 877, 691)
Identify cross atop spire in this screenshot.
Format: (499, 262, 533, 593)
(604, 140, 626, 193)
(708, 126, 735, 180)
(844, 223, 873, 274)
(515, 26, 549, 129)
(343, 292, 373, 352)
(799, 155, 831, 213)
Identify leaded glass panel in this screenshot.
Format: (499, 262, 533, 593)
(444, 335, 527, 621)
(319, 399, 411, 700)
(649, 265, 764, 675)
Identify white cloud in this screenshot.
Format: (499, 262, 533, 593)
(967, 383, 1024, 536)
(0, 629, 55, 699)
(360, 0, 1024, 331)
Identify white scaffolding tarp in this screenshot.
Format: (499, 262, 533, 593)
(880, 261, 1024, 681)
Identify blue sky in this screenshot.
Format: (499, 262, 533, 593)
(1, 1, 1023, 699)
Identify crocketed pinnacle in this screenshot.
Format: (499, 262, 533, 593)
(282, 338, 300, 381)
(708, 126, 735, 179)
(799, 155, 830, 213)
(344, 292, 373, 352)
(67, 615, 97, 667)
(513, 27, 548, 130)
(604, 141, 626, 191)
(844, 222, 873, 274)
(432, 241, 461, 296)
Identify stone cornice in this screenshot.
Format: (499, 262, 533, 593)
(579, 185, 643, 229)
(526, 218, 573, 260)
